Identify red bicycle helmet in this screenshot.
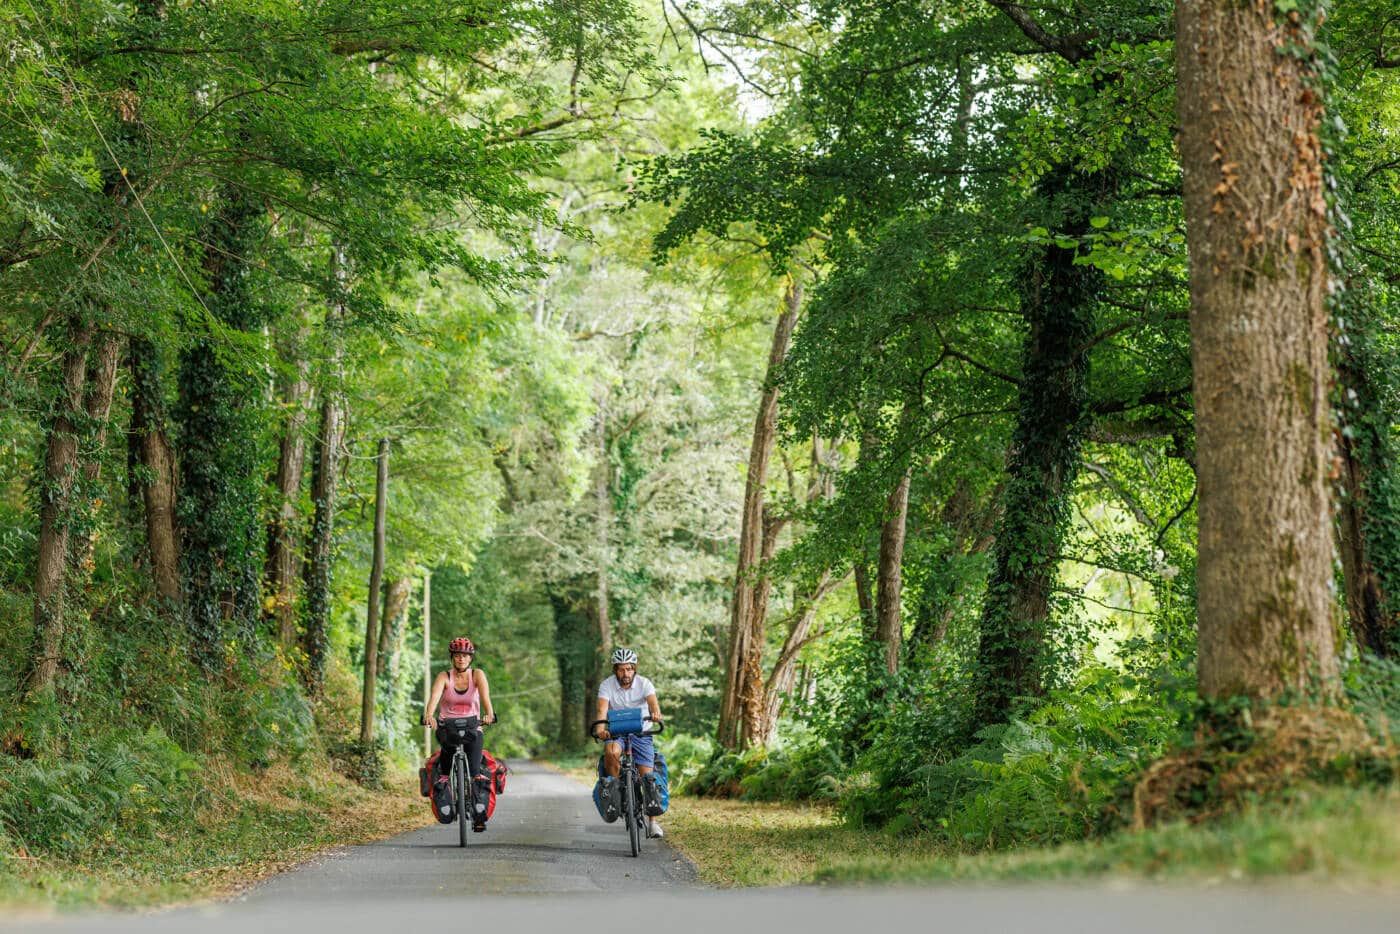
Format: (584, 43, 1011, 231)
(448, 637, 475, 655)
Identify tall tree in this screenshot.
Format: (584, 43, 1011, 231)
(21, 319, 94, 699)
(1176, 0, 1339, 699)
(717, 276, 800, 750)
(266, 313, 313, 648)
(360, 438, 389, 745)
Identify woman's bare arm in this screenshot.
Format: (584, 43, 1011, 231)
(475, 668, 495, 723)
(423, 671, 446, 728)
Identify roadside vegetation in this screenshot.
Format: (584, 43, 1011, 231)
(5, 0, 1400, 910)
(665, 785, 1400, 888)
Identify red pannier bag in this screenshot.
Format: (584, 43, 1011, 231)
(481, 750, 509, 819)
(484, 750, 508, 794)
(422, 750, 504, 822)
(420, 752, 454, 824)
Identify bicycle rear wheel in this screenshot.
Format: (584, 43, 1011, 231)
(625, 770, 641, 857)
(456, 759, 469, 848)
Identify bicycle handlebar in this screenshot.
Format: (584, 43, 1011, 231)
(589, 717, 665, 739)
(423, 712, 500, 727)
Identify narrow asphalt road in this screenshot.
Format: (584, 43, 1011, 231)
(244, 758, 699, 899)
(6, 761, 1400, 933)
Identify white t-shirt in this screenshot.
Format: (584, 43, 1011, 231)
(597, 674, 656, 711)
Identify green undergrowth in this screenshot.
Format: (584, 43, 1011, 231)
(0, 601, 429, 911)
(0, 758, 428, 911)
(666, 783, 1400, 888)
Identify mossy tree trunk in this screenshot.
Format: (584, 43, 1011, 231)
(23, 318, 94, 699)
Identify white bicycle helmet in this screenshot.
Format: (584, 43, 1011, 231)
(610, 647, 638, 665)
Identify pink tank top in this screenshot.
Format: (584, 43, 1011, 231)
(440, 668, 480, 719)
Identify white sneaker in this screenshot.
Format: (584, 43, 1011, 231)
(647, 819, 664, 839)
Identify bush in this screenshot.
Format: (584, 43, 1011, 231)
(1347, 654, 1400, 746)
(686, 729, 846, 802)
(846, 666, 1186, 847)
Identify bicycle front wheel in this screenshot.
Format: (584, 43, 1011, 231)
(624, 770, 641, 857)
(456, 760, 469, 848)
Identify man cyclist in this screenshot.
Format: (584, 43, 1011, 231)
(593, 647, 665, 838)
(423, 637, 496, 830)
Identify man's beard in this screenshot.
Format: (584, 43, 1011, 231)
(618, 675, 633, 688)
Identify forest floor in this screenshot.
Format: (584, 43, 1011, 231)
(0, 759, 431, 914)
(662, 784, 1400, 888)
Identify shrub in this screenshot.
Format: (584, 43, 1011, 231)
(846, 666, 1186, 847)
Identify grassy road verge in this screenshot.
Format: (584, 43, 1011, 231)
(0, 761, 430, 912)
(664, 785, 1400, 888)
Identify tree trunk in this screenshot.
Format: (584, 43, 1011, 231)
(758, 569, 847, 742)
(129, 339, 180, 605)
(551, 590, 594, 747)
(377, 575, 412, 679)
(70, 330, 124, 573)
(266, 315, 313, 647)
(178, 189, 265, 666)
(592, 412, 613, 662)
(360, 438, 389, 745)
(973, 164, 1109, 729)
(302, 255, 348, 693)
(1334, 331, 1399, 657)
(907, 478, 998, 656)
(717, 276, 801, 750)
(22, 319, 94, 699)
(875, 467, 912, 674)
(1177, 0, 1338, 700)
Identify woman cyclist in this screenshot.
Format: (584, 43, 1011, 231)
(423, 637, 496, 828)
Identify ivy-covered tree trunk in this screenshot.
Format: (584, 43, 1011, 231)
(22, 318, 94, 699)
(1334, 316, 1400, 658)
(360, 438, 388, 746)
(129, 339, 180, 605)
(301, 383, 344, 693)
(1177, 0, 1338, 699)
(717, 277, 800, 750)
(266, 314, 312, 648)
(177, 190, 267, 668)
(302, 253, 348, 693)
(72, 330, 124, 572)
(972, 165, 1108, 729)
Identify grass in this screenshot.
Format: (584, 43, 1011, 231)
(664, 784, 1400, 888)
(0, 758, 431, 913)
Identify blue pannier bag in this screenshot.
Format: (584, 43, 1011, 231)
(652, 750, 670, 814)
(607, 707, 645, 735)
(591, 747, 668, 818)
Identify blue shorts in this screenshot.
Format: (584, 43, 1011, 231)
(605, 733, 654, 769)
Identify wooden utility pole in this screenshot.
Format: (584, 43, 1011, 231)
(360, 438, 389, 745)
(422, 567, 432, 758)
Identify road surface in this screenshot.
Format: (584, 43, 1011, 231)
(5, 760, 1400, 933)
(245, 758, 697, 898)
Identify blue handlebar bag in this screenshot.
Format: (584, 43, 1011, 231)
(607, 707, 645, 735)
